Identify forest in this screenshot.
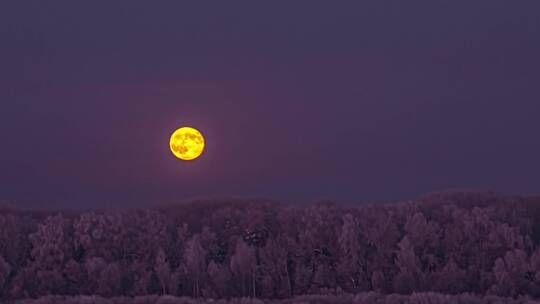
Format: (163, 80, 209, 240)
(2, 191, 540, 302)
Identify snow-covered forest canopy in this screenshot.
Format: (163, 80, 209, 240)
(2, 191, 540, 300)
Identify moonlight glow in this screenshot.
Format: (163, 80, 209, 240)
(169, 127, 205, 160)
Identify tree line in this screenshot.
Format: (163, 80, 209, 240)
(1, 191, 540, 299)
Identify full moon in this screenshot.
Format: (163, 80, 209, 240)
(169, 127, 205, 160)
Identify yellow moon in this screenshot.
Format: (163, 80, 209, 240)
(169, 127, 205, 160)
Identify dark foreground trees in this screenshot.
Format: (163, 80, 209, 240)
(2, 192, 540, 299)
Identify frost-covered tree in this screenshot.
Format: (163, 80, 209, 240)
(84, 256, 107, 293)
(490, 249, 530, 297)
(154, 247, 171, 295)
(359, 205, 402, 290)
(184, 234, 207, 297)
(230, 238, 257, 297)
(207, 260, 232, 298)
(337, 213, 367, 292)
(97, 262, 122, 297)
(393, 236, 423, 293)
(259, 236, 292, 297)
(28, 214, 73, 295)
(433, 258, 466, 294)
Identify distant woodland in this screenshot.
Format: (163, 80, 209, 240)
(2, 191, 540, 300)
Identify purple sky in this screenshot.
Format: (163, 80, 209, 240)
(1, 2, 540, 208)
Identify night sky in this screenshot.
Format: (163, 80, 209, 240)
(1, 2, 539, 209)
